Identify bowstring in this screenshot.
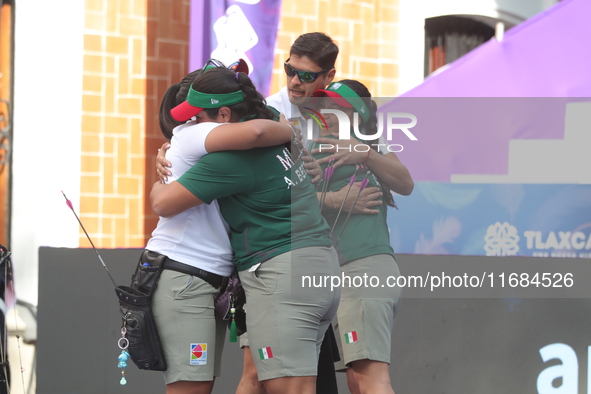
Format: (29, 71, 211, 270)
(0, 248, 26, 394)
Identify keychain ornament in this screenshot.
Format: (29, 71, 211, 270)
(118, 327, 130, 385)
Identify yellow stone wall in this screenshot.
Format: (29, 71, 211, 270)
(270, 0, 400, 97)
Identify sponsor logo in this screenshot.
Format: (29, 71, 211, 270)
(484, 222, 520, 256)
(537, 343, 590, 393)
(484, 222, 591, 258)
(190, 343, 207, 365)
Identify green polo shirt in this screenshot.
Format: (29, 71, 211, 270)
(178, 145, 332, 271)
(310, 136, 394, 264)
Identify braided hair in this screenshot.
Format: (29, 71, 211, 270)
(337, 79, 396, 208)
(191, 68, 275, 121)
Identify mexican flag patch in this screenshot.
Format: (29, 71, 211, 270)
(344, 331, 358, 344)
(258, 347, 274, 360)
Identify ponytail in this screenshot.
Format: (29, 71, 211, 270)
(366, 100, 396, 208)
(159, 83, 182, 141)
(159, 69, 203, 140)
(339, 80, 396, 208)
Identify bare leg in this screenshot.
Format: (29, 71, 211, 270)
(347, 359, 395, 394)
(346, 368, 361, 394)
(236, 347, 268, 394)
(166, 379, 215, 394)
(263, 376, 316, 394)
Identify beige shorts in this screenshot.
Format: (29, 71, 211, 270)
(333, 254, 401, 370)
(239, 326, 250, 348)
(238, 246, 341, 381)
(152, 269, 226, 384)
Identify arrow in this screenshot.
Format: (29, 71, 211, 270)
(61, 190, 118, 288)
(318, 158, 335, 211)
(329, 170, 358, 237)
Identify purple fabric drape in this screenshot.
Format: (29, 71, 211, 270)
(189, 0, 282, 97)
(380, 0, 591, 183)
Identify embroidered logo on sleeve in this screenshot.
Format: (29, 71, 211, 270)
(344, 331, 358, 344)
(258, 347, 274, 360)
(190, 343, 208, 365)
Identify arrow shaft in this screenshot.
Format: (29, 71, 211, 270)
(62, 191, 118, 288)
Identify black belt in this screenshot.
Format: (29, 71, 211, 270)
(162, 259, 226, 289)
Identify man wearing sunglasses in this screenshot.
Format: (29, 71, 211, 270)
(233, 33, 341, 394)
(266, 32, 337, 147)
(266, 32, 385, 217)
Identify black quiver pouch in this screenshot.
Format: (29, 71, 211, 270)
(116, 250, 167, 371)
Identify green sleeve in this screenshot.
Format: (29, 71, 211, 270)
(267, 105, 281, 121)
(177, 151, 254, 204)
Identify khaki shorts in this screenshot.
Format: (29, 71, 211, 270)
(238, 303, 252, 348)
(333, 254, 401, 370)
(238, 246, 341, 381)
(152, 269, 226, 384)
(239, 324, 250, 348)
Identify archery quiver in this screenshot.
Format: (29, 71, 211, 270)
(116, 250, 167, 371)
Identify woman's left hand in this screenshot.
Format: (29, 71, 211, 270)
(156, 142, 172, 183)
(301, 149, 322, 184)
(287, 117, 304, 153)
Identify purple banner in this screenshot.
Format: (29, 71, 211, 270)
(398, 0, 591, 98)
(379, 97, 580, 183)
(372, 0, 591, 258)
(189, 0, 282, 97)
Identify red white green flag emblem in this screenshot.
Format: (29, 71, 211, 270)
(345, 331, 358, 344)
(258, 347, 274, 360)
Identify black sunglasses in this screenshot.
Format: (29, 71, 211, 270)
(284, 59, 331, 83)
(192, 59, 226, 81)
(195, 58, 248, 80)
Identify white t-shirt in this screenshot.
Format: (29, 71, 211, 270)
(266, 87, 314, 147)
(146, 121, 234, 276)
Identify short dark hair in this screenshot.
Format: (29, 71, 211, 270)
(289, 32, 339, 70)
